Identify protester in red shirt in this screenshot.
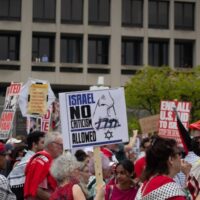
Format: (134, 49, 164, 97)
(95, 159, 138, 200)
(24, 132, 63, 200)
(50, 153, 86, 200)
(134, 137, 151, 178)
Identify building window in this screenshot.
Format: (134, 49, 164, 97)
(175, 2, 194, 30)
(0, 32, 20, 61)
(122, 0, 143, 27)
(0, 0, 21, 20)
(175, 40, 193, 68)
(32, 33, 55, 62)
(61, 35, 83, 63)
(122, 38, 143, 65)
(149, 39, 169, 66)
(149, 0, 169, 29)
(33, 0, 56, 22)
(88, 36, 109, 64)
(61, 0, 83, 24)
(89, 0, 110, 25)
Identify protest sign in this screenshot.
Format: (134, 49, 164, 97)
(27, 83, 48, 116)
(139, 114, 160, 134)
(19, 78, 55, 117)
(0, 82, 22, 139)
(27, 106, 52, 133)
(158, 100, 191, 144)
(59, 87, 128, 149)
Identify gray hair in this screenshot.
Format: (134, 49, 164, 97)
(88, 153, 110, 174)
(44, 131, 62, 148)
(50, 152, 80, 184)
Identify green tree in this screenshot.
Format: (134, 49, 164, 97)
(125, 66, 200, 130)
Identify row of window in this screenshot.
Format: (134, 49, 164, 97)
(0, 0, 195, 30)
(0, 33, 193, 68)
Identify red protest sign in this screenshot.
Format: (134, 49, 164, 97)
(158, 100, 191, 145)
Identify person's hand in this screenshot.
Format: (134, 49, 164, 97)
(181, 159, 192, 176)
(94, 184, 105, 200)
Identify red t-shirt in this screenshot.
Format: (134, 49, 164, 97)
(134, 156, 146, 178)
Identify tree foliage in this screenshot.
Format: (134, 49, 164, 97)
(125, 66, 200, 130)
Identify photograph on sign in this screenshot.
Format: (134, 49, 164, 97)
(59, 87, 128, 149)
(26, 106, 52, 134)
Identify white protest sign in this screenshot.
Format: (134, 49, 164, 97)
(158, 100, 191, 144)
(0, 82, 22, 139)
(18, 78, 55, 117)
(59, 87, 128, 149)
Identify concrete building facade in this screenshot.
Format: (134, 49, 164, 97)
(0, 0, 198, 94)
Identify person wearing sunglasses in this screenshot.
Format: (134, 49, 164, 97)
(135, 136, 187, 200)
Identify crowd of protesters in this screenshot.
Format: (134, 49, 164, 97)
(1, 129, 200, 200)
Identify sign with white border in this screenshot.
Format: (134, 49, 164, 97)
(59, 87, 128, 149)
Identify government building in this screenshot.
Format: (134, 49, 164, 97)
(0, 0, 198, 95)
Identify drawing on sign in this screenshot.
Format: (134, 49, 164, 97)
(92, 91, 121, 140)
(104, 130, 113, 140)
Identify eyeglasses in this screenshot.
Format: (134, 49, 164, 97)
(52, 142, 63, 149)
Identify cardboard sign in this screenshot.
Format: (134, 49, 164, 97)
(139, 114, 160, 134)
(0, 83, 22, 139)
(59, 87, 129, 149)
(158, 100, 191, 144)
(27, 83, 48, 116)
(18, 78, 55, 117)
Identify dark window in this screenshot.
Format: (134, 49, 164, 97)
(122, 38, 143, 65)
(89, 0, 110, 25)
(88, 36, 109, 64)
(61, 0, 83, 24)
(0, 32, 20, 61)
(61, 35, 83, 63)
(0, 0, 21, 20)
(149, 40, 169, 66)
(149, 0, 169, 29)
(33, 0, 56, 22)
(122, 0, 143, 27)
(175, 40, 193, 68)
(32, 34, 55, 62)
(175, 2, 194, 30)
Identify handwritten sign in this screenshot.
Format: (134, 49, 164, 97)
(27, 83, 48, 116)
(59, 88, 129, 149)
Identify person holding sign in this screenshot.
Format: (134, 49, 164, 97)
(94, 159, 138, 200)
